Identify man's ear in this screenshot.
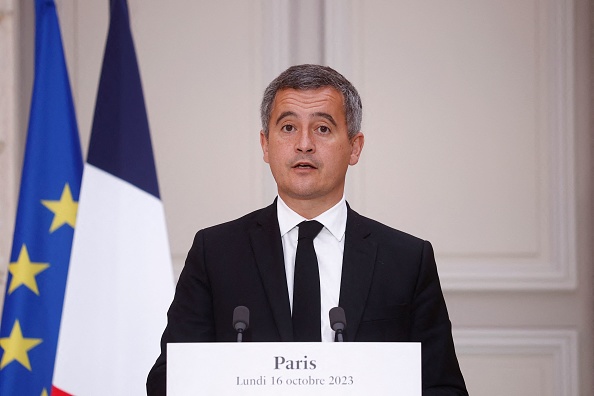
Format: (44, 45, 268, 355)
(349, 132, 364, 165)
(260, 130, 270, 163)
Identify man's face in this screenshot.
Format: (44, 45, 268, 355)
(260, 87, 364, 210)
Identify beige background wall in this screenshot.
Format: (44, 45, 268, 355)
(0, 0, 592, 394)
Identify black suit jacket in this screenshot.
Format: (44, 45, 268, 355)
(147, 201, 467, 395)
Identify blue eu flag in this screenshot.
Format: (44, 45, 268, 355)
(0, 0, 83, 394)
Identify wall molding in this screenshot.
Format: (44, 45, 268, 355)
(439, 0, 576, 290)
(454, 328, 579, 396)
(261, 0, 290, 83)
(325, 0, 577, 291)
(260, 0, 291, 202)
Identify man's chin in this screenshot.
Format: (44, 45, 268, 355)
(280, 186, 343, 204)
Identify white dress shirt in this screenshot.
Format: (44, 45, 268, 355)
(276, 195, 347, 342)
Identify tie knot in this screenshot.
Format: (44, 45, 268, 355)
(298, 220, 324, 240)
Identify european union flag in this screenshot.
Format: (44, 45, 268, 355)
(0, 0, 83, 394)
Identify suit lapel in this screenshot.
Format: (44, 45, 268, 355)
(248, 201, 294, 341)
(339, 206, 377, 342)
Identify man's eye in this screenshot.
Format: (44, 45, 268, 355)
(316, 126, 330, 133)
(281, 125, 295, 132)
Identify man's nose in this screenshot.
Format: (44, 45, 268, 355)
(296, 129, 315, 153)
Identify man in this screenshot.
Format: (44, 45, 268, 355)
(147, 64, 468, 395)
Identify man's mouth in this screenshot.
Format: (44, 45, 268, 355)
(293, 162, 317, 169)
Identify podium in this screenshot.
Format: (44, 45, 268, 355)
(168, 342, 421, 395)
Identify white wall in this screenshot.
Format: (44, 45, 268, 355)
(1, 0, 592, 394)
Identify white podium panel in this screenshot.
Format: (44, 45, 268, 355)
(168, 342, 421, 395)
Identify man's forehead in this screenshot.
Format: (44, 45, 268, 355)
(270, 87, 345, 113)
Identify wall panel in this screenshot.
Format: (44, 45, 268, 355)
(327, 0, 576, 290)
(455, 329, 578, 396)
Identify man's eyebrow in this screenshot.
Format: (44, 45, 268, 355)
(275, 111, 338, 126)
(312, 112, 337, 126)
(275, 111, 297, 125)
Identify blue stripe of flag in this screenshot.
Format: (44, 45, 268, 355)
(86, 0, 160, 199)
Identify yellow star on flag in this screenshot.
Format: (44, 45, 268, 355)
(41, 183, 78, 233)
(8, 245, 50, 295)
(41, 389, 48, 396)
(0, 320, 42, 370)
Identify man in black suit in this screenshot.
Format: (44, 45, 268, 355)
(147, 64, 468, 395)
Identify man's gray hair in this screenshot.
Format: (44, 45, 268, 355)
(260, 64, 362, 140)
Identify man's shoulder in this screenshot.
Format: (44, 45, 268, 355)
(198, 202, 276, 237)
(347, 206, 426, 247)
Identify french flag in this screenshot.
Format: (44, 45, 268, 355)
(52, 0, 174, 394)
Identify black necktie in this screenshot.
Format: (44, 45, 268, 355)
(292, 220, 324, 342)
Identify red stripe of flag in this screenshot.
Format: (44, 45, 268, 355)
(51, 385, 73, 396)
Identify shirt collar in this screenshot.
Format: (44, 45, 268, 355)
(277, 195, 347, 242)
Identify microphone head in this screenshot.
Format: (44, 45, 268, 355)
(329, 307, 346, 332)
(233, 305, 250, 332)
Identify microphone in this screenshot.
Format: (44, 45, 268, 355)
(329, 307, 347, 342)
(233, 306, 250, 342)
